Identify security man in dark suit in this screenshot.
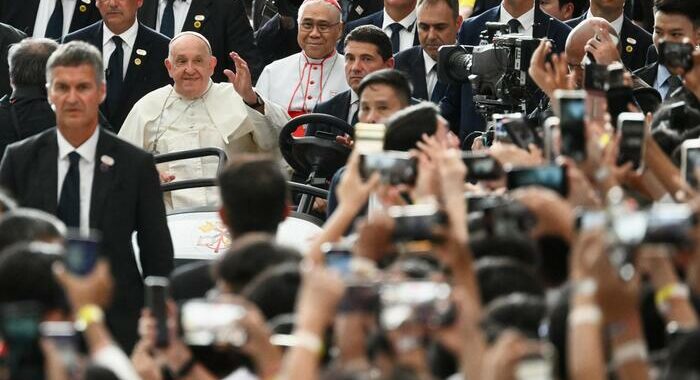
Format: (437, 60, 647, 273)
(394, 0, 461, 103)
(0, 38, 58, 158)
(0, 0, 101, 40)
(0, 41, 173, 353)
(440, 0, 571, 140)
(138, 0, 263, 82)
(634, 0, 700, 101)
(0, 23, 26, 98)
(341, 0, 420, 54)
(566, 0, 652, 72)
(64, 0, 171, 133)
(306, 25, 395, 136)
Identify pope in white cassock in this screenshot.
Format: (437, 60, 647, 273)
(255, 0, 350, 121)
(119, 32, 290, 210)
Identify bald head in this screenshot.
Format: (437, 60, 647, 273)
(564, 17, 618, 64)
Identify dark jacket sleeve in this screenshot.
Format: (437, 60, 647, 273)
(135, 153, 173, 278)
(0, 143, 15, 196)
(226, 0, 263, 81)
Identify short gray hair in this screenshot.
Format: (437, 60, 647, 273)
(8, 38, 59, 87)
(45, 41, 104, 85)
(297, 0, 342, 25)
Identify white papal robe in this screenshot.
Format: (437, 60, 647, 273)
(255, 51, 349, 118)
(118, 81, 290, 210)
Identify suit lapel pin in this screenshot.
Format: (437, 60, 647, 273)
(626, 37, 637, 45)
(134, 57, 142, 65)
(100, 155, 115, 172)
(626, 45, 633, 53)
(194, 15, 205, 29)
(81, 0, 91, 3)
(136, 49, 147, 56)
(79, 4, 87, 12)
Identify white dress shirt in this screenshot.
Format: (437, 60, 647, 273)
(423, 50, 438, 100)
(57, 126, 99, 232)
(33, 0, 77, 38)
(586, 9, 624, 37)
(102, 20, 139, 79)
(382, 9, 417, 52)
(156, 0, 193, 36)
(348, 90, 359, 125)
(499, 5, 535, 37)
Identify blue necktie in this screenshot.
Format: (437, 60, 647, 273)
(160, 0, 176, 38)
(665, 75, 682, 100)
(106, 36, 124, 117)
(508, 18, 521, 34)
(45, 0, 64, 40)
(57, 152, 81, 228)
(389, 23, 403, 54)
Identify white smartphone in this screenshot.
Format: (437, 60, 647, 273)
(681, 139, 700, 188)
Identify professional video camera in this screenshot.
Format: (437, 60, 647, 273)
(437, 22, 550, 116)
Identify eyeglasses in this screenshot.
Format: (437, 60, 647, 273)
(299, 21, 340, 33)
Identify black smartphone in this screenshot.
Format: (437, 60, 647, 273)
(388, 204, 448, 242)
(503, 118, 538, 150)
(144, 276, 170, 348)
(506, 165, 568, 196)
(659, 41, 694, 72)
(462, 152, 503, 181)
(64, 230, 101, 276)
(555, 90, 586, 162)
(616, 113, 646, 171)
(360, 151, 417, 185)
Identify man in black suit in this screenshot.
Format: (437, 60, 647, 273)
(341, 0, 420, 54)
(0, 0, 101, 40)
(0, 23, 26, 98)
(566, 0, 652, 71)
(440, 0, 571, 140)
(394, 0, 461, 102)
(306, 25, 394, 136)
(634, 0, 700, 101)
(0, 38, 58, 157)
(138, 0, 263, 82)
(64, 0, 171, 132)
(0, 41, 173, 352)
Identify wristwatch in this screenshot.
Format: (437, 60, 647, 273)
(245, 92, 263, 108)
(74, 304, 104, 331)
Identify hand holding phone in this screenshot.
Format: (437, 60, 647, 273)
(144, 276, 170, 348)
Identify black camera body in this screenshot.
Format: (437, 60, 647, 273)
(659, 41, 694, 72)
(437, 24, 548, 116)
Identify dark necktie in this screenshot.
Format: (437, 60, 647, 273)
(57, 152, 81, 228)
(351, 107, 359, 125)
(665, 75, 682, 100)
(160, 0, 176, 38)
(45, 0, 64, 40)
(389, 23, 404, 54)
(106, 36, 124, 117)
(507, 18, 521, 34)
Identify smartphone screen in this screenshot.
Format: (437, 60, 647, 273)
(684, 147, 700, 188)
(325, 249, 353, 278)
(462, 153, 503, 181)
(558, 97, 586, 162)
(617, 115, 645, 170)
(506, 165, 568, 196)
(64, 230, 101, 276)
(144, 276, 170, 348)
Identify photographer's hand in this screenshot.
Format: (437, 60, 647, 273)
(528, 39, 572, 99)
(512, 187, 576, 243)
(584, 27, 621, 66)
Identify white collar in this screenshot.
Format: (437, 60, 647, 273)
(301, 50, 338, 64)
(422, 49, 437, 74)
(102, 19, 139, 50)
(350, 89, 358, 104)
(57, 126, 100, 163)
(656, 64, 673, 87)
(586, 9, 624, 36)
(382, 9, 417, 31)
(499, 4, 535, 29)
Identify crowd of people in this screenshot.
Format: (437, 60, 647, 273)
(0, 0, 700, 378)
